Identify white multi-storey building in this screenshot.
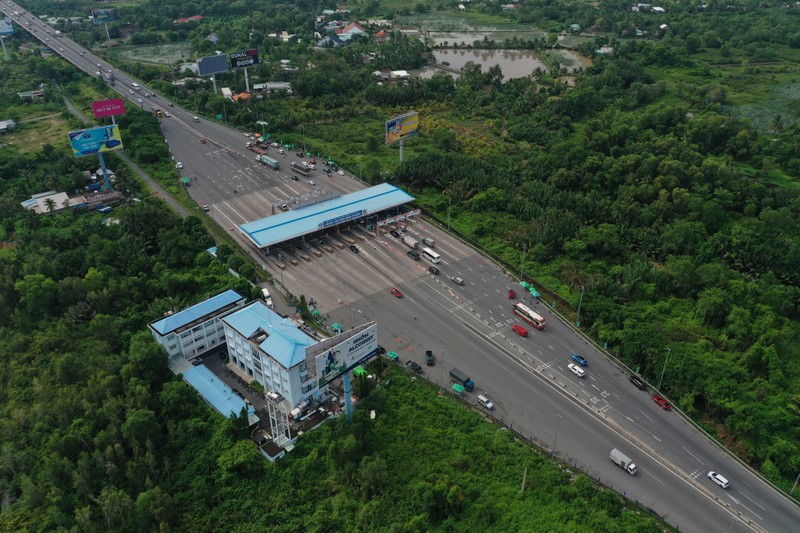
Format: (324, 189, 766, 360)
(221, 301, 323, 408)
(148, 289, 246, 361)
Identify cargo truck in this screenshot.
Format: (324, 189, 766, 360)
(249, 145, 269, 155)
(255, 155, 280, 170)
(609, 448, 637, 475)
(402, 236, 419, 249)
(449, 368, 474, 391)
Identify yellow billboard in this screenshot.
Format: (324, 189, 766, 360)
(68, 125, 123, 158)
(385, 112, 419, 145)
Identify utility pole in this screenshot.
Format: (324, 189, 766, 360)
(658, 348, 671, 390)
(576, 285, 585, 327)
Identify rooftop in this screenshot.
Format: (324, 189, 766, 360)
(222, 301, 317, 369)
(149, 289, 245, 336)
(183, 364, 257, 423)
(238, 183, 415, 249)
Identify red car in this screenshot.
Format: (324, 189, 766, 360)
(652, 395, 671, 410)
(512, 324, 528, 337)
(390, 287, 403, 298)
(508, 289, 516, 299)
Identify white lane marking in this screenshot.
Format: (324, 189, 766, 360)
(548, 344, 555, 350)
(681, 446, 703, 465)
(736, 490, 766, 511)
(638, 409, 655, 423)
(652, 435, 661, 442)
(626, 416, 634, 422)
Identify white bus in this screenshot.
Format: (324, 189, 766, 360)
(422, 247, 441, 264)
(513, 302, 546, 330)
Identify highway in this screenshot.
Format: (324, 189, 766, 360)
(3, 3, 798, 531)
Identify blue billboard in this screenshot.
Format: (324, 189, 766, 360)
(68, 125, 124, 158)
(0, 17, 14, 36)
(92, 9, 120, 25)
(196, 54, 229, 76)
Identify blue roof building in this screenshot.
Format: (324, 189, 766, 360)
(238, 183, 414, 249)
(183, 364, 259, 425)
(148, 289, 246, 361)
(222, 301, 322, 408)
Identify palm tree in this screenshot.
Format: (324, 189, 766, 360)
(43, 198, 57, 212)
(770, 114, 784, 134)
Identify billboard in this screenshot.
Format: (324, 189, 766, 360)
(385, 111, 419, 145)
(91, 9, 119, 25)
(0, 17, 13, 36)
(311, 323, 378, 388)
(92, 98, 126, 119)
(230, 48, 260, 69)
(68, 125, 123, 158)
(196, 54, 229, 76)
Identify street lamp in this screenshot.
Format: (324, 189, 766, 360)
(576, 285, 585, 327)
(519, 242, 528, 279)
(552, 414, 563, 457)
(658, 348, 671, 390)
(447, 195, 452, 232)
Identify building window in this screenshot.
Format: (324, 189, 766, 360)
(299, 362, 307, 372)
(168, 344, 177, 351)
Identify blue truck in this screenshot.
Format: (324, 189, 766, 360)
(450, 368, 474, 392)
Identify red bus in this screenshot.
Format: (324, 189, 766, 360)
(513, 302, 546, 330)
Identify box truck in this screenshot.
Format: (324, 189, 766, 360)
(610, 448, 637, 475)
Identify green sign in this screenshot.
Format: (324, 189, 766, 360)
(215, 114, 223, 120)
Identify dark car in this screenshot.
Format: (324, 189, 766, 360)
(405, 360, 423, 373)
(290, 175, 299, 181)
(428, 266, 440, 275)
(349, 245, 359, 253)
(425, 350, 435, 366)
(377, 345, 386, 355)
(390, 230, 401, 238)
(629, 375, 647, 390)
(571, 354, 588, 367)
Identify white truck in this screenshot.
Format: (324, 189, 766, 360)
(402, 236, 419, 249)
(610, 448, 637, 475)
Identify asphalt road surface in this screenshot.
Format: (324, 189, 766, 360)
(4, 4, 798, 530)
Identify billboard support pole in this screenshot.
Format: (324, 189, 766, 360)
(98, 153, 112, 192)
(343, 372, 353, 422)
(399, 138, 404, 162)
(244, 67, 250, 93)
(211, 73, 218, 94)
(0, 36, 8, 61)
(103, 22, 110, 46)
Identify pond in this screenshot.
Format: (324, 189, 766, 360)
(432, 49, 550, 80)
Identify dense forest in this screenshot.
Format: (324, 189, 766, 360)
(2, 0, 800, 527)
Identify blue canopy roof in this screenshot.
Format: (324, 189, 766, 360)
(183, 364, 256, 420)
(238, 183, 414, 248)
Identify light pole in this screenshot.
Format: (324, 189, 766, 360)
(576, 285, 585, 327)
(519, 242, 527, 279)
(302, 123, 306, 154)
(447, 195, 452, 232)
(658, 348, 671, 390)
(552, 414, 562, 457)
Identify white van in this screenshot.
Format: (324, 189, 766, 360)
(192, 116, 200, 123)
(707, 471, 730, 489)
(477, 395, 494, 410)
(422, 237, 435, 247)
(131, 83, 140, 90)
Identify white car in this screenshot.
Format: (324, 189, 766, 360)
(309, 180, 316, 186)
(707, 471, 730, 489)
(277, 148, 285, 154)
(270, 142, 279, 148)
(477, 394, 494, 410)
(129, 89, 134, 94)
(164, 112, 170, 117)
(308, 164, 316, 170)
(567, 363, 586, 378)
(59, 47, 64, 52)
(137, 98, 143, 103)
(337, 170, 345, 175)
(301, 161, 309, 167)
(176, 162, 183, 169)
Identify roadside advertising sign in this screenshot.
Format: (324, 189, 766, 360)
(196, 54, 229, 76)
(310, 323, 378, 388)
(230, 48, 259, 69)
(91, 9, 119, 24)
(385, 111, 419, 145)
(68, 125, 123, 158)
(91, 98, 126, 119)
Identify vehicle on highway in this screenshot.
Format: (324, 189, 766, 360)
(629, 375, 647, 390)
(137, 98, 143, 103)
(129, 89, 134, 94)
(428, 266, 439, 275)
(425, 350, 435, 366)
(707, 471, 730, 489)
(308, 163, 316, 170)
(59, 47, 64, 52)
(201, 203, 209, 212)
(271, 142, 279, 148)
(386, 351, 399, 362)
(337, 170, 345, 175)
(508, 289, 516, 299)
(192, 116, 200, 123)
(309, 180, 316, 186)
(512, 302, 546, 330)
(164, 112, 170, 117)
(450, 368, 474, 391)
(176, 162, 183, 169)
(390, 288, 403, 298)
(405, 360, 423, 373)
(477, 394, 494, 410)
(277, 148, 285, 154)
(512, 324, 528, 337)
(652, 395, 671, 410)
(407, 249, 420, 260)
(451, 276, 464, 285)
(349, 245, 359, 253)
(301, 161, 308, 167)
(289, 175, 298, 181)
(610, 448, 638, 475)
(422, 247, 441, 264)
(567, 363, 586, 378)
(390, 230, 401, 238)
(571, 354, 588, 367)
